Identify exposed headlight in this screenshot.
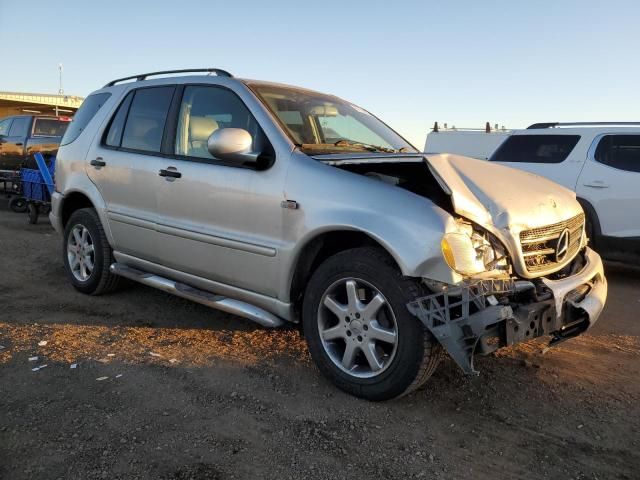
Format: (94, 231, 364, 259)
(441, 222, 508, 276)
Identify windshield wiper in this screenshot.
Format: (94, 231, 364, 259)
(333, 140, 397, 153)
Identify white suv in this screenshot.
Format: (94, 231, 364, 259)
(489, 122, 640, 261)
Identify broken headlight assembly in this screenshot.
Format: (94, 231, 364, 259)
(441, 220, 510, 277)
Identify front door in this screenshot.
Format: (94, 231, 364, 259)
(155, 84, 284, 297)
(86, 86, 176, 262)
(576, 134, 640, 251)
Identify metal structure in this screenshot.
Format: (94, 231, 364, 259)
(0, 91, 83, 118)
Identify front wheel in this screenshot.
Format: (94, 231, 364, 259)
(62, 208, 121, 295)
(302, 247, 442, 401)
(8, 196, 27, 213)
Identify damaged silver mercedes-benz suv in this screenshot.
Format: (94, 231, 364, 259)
(50, 68, 607, 400)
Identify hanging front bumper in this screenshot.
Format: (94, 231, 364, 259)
(407, 247, 607, 375)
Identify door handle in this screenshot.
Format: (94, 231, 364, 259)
(583, 180, 609, 188)
(159, 168, 182, 179)
(90, 158, 106, 167)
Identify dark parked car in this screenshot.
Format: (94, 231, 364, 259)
(0, 115, 70, 174)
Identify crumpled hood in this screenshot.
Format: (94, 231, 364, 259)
(425, 153, 582, 231)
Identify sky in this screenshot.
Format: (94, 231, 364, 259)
(1, 0, 639, 149)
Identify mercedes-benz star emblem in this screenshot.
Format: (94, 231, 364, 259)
(555, 228, 570, 262)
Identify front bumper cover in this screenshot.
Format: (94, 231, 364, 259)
(407, 247, 607, 375)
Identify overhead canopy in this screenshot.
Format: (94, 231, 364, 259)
(0, 92, 84, 119)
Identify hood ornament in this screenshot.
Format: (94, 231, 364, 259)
(555, 228, 570, 262)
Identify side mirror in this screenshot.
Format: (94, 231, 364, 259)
(207, 128, 259, 164)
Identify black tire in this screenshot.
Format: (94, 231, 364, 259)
(302, 247, 442, 401)
(27, 203, 38, 224)
(62, 208, 121, 295)
(9, 196, 27, 213)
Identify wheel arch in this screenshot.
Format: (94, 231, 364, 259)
(288, 229, 402, 319)
(60, 191, 96, 228)
(576, 196, 602, 247)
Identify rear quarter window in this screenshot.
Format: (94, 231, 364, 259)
(490, 135, 580, 164)
(61, 92, 111, 146)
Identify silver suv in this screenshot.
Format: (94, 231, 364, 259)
(51, 68, 607, 400)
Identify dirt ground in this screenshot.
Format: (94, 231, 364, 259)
(0, 203, 638, 480)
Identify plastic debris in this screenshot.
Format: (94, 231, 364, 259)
(70, 364, 77, 369)
(149, 352, 161, 357)
(169, 358, 178, 364)
(96, 376, 108, 381)
(115, 374, 123, 379)
(0, 345, 5, 350)
(32, 364, 48, 372)
(29, 356, 39, 362)
(107, 353, 115, 357)
(38, 341, 48, 346)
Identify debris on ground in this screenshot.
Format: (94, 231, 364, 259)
(96, 376, 108, 381)
(31, 364, 47, 372)
(70, 364, 77, 369)
(38, 341, 47, 346)
(28, 356, 38, 362)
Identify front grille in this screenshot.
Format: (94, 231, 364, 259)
(519, 213, 584, 273)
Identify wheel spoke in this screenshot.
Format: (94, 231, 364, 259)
(80, 262, 88, 280)
(80, 227, 88, 245)
(345, 280, 360, 311)
(321, 324, 344, 341)
(72, 228, 81, 245)
(85, 244, 94, 254)
(362, 341, 383, 371)
(84, 255, 94, 271)
(369, 320, 397, 344)
(341, 342, 357, 370)
(69, 256, 79, 270)
(363, 293, 386, 321)
(67, 244, 76, 255)
(324, 296, 347, 319)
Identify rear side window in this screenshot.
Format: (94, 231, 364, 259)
(33, 118, 70, 137)
(0, 118, 11, 136)
(594, 135, 640, 173)
(8, 117, 29, 137)
(490, 135, 580, 164)
(61, 93, 111, 146)
(120, 87, 175, 153)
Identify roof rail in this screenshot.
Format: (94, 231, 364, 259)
(104, 68, 233, 87)
(527, 121, 640, 129)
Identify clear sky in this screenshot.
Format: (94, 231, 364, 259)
(1, 0, 638, 148)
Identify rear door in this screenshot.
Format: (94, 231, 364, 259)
(576, 134, 640, 242)
(1, 116, 31, 170)
(154, 84, 284, 297)
(86, 86, 175, 262)
(490, 133, 584, 190)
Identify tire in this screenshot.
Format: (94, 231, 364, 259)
(62, 208, 121, 295)
(9, 196, 27, 213)
(27, 203, 38, 224)
(302, 247, 442, 401)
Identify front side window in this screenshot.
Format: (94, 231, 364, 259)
(594, 135, 640, 173)
(175, 85, 265, 160)
(248, 83, 417, 155)
(61, 92, 111, 146)
(490, 135, 580, 164)
(8, 117, 29, 137)
(121, 87, 175, 153)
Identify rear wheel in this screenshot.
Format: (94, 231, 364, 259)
(302, 247, 442, 401)
(62, 208, 121, 295)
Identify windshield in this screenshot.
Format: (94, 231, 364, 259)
(249, 84, 417, 155)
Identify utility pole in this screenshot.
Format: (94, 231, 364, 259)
(56, 63, 64, 116)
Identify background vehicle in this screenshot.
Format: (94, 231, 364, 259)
(50, 70, 607, 400)
(426, 122, 640, 261)
(0, 115, 70, 174)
